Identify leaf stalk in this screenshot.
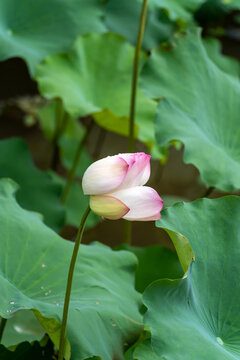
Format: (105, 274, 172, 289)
(0, 318, 7, 343)
(126, 0, 148, 246)
(61, 119, 94, 204)
(128, 0, 148, 153)
(58, 206, 91, 360)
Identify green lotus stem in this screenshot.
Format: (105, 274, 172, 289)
(51, 98, 64, 170)
(61, 119, 94, 204)
(125, 221, 132, 246)
(0, 318, 7, 343)
(126, 0, 148, 245)
(58, 206, 91, 360)
(92, 127, 107, 159)
(128, 0, 148, 152)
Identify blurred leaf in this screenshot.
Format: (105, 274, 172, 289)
(37, 100, 84, 141)
(213, 0, 240, 11)
(195, 0, 240, 24)
(234, 13, 240, 24)
(36, 101, 58, 141)
(224, 0, 240, 9)
(36, 32, 166, 161)
(117, 245, 183, 293)
(37, 100, 92, 177)
(50, 171, 99, 229)
(144, 196, 240, 359)
(93, 109, 138, 139)
(23, 115, 36, 127)
(0, 178, 142, 360)
(105, 0, 176, 49)
(203, 37, 240, 78)
(33, 312, 71, 360)
(0, 137, 65, 232)
(161, 195, 189, 208)
(1, 311, 45, 348)
(59, 137, 92, 179)
(0, 0, 106, 74)
(144, 0, 205, 21)
(141, 28, 240, 191)
(0, 340, 54, 360)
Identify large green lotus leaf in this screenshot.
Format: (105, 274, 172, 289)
(140, 0, 205, 21)
(141, 28, 240, 191)
(0, 0, 106, 74)
(203, 37, 240, 78)
(143, 196, 240, 359)
(0, 138, 65, 232)
(36, 33, 146, 117)
(117, 245, 183, 293)
(105, 0, 176, 49)
(50, 171, 99, 229)
(36, 33, 165, 160)
(0, 178, 142, 360)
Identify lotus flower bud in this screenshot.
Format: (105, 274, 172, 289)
(82, 153, 163, 221)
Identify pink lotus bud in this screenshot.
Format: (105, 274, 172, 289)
(82, 153, 163, 221)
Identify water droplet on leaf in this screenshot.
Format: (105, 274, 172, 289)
(217, 337, 224, 345)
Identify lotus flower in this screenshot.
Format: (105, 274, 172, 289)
(82, 153, 163, 221)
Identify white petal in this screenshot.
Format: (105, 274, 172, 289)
(132, 212, 162, 221)
(90, 195, 129, 220)
(112, 186, 163, 221)
(82, 156, 129, 195)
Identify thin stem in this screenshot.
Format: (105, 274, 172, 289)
(0, 318, 7, 342)
(61, 119, 94, 204)
(124, 221, 132, 246)
(200, 186, 215, 198)
(92, 127, 107, 159)
(125, 0, 148, 245)
(51, 99, 64, 170)
(128, 0, 148, 152)
(59, 112, 70, 136)
(58, 206, 91, 360)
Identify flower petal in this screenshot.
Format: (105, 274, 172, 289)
(90, 195, 129, 220)
(112, 186, 163, 221)
(133, 212, 162, 221)
(117, 152, 151, 189)
(82, 156, 129, 195)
